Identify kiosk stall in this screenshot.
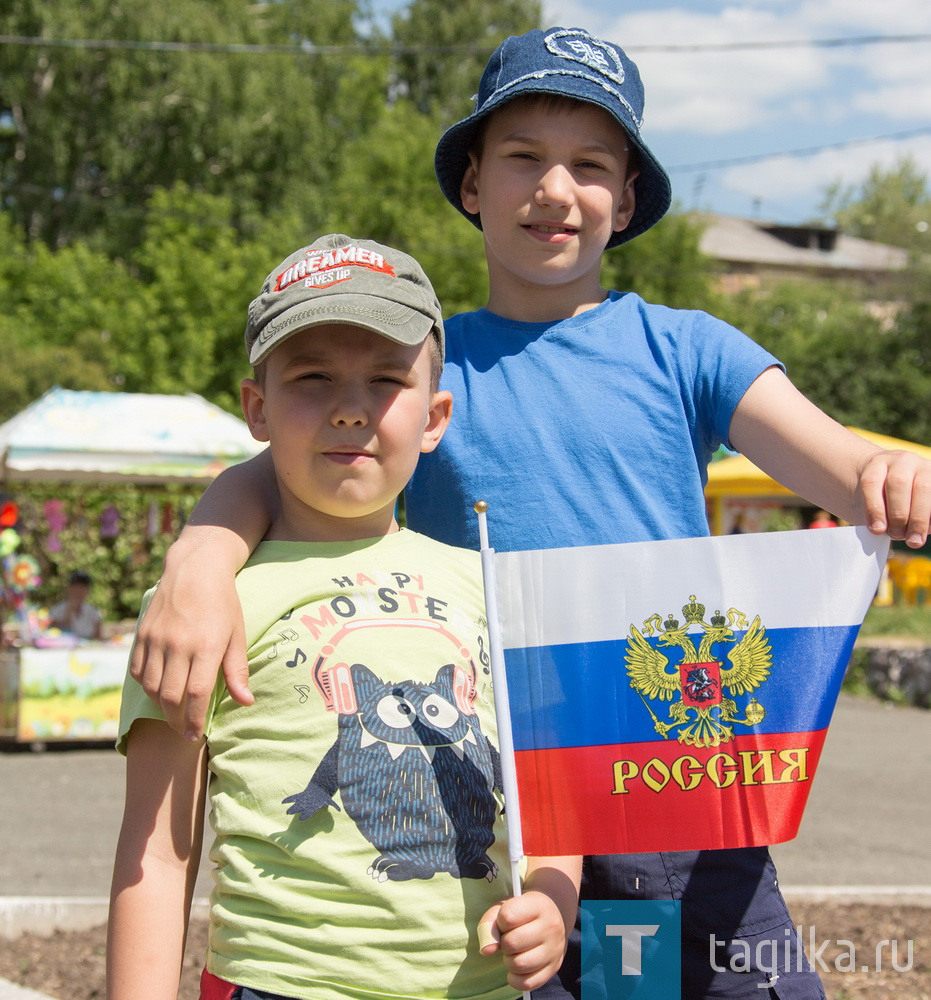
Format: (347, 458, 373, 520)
(0, 387, 265, 745)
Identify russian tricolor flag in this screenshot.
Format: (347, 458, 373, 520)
(482, 525, 888, 857)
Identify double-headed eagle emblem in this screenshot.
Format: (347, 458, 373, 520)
(625, 595, 772, 748)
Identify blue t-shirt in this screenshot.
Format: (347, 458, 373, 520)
(407, 292, 779, 552)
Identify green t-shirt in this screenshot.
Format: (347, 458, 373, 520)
(119, 529, 515, 1000)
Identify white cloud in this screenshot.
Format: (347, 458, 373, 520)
(849, 45, 931, 119)
(719, 134, 931, 215)
(535, 2, 931, 215)
(554, 3, 931, 138)
(597, 7, 832, 135)
(797, 0, 931, 34)
(635, 47, 827, 134)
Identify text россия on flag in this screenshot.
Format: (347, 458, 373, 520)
(492, 526, 888, 856)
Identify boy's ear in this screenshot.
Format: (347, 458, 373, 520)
(613, 167, 640, 234)
(421, 390, 453, 453)
(240, 377, 270, 442)
(460, 153, 481, 217)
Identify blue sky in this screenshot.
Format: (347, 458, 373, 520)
(382, 0, 931, 225)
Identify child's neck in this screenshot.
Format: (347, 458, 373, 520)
(266, 504, 400, 544)
(485, 279, 610, 323)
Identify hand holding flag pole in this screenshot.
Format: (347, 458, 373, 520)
(475, 501, 530, 1000)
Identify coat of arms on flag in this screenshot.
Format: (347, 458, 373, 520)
(479, 523, 888, 858)
(626, 598, 770, 747)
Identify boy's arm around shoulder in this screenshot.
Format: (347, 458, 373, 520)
(731, 368, 931, 547)
(107, 719, 208, 1000)
(477, 855, 582, 993)
(129, 448, 279, 740)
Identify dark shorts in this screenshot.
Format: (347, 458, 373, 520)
(232, 991, 293, 1000)
(532, 848, 826, 1000)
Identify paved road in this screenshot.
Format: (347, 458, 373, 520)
(772, 692, 931, 890)
(1, 693, 929, 902)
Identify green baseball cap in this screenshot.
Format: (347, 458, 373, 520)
(245, 234, 444, 365)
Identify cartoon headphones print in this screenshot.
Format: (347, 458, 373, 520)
(310, 618, 478, 717)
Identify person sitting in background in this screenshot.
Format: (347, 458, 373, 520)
(49, 570, 102, 640)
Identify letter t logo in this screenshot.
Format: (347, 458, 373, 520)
(582, 900, 680, 998)
(605, 924, 660, 975)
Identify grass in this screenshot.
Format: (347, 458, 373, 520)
(859, 602, 931, 640)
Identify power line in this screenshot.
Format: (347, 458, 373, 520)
(0, 32, 930, 56)
(631, 33, 931, 53)
(7, 128, 930, 204)
(1, 35, 474, 55)
(668, 127, 931, 173)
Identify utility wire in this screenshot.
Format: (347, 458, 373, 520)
(668, 127, 931, 173)
(0, 32, 930, 55)
(632, 33, 931, 53)
(0, 35, 452, 55)
(7, 126, 929, 212)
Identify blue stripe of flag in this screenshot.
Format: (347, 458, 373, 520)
(504, 624, 859, 751)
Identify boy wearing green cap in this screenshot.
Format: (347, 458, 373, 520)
(107, 234, 579, 1000)
(129, 28, 931, 1000)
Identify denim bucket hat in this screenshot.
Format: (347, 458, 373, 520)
(434, 27, 672, 249)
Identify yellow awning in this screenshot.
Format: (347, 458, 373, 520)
(705, 427, 931, 499)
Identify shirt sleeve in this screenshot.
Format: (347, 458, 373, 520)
(115, 588, 163, 755)
(687, 310, 784, 452)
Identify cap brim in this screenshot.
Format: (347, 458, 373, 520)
(249, 294, 437, 365)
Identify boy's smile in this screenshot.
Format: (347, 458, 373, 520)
(460, 98, 638, 321)
(241, 324, 451, 542)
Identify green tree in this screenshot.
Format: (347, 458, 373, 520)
(0, 0, 373, 254)
(0, 188, 308, 420)
(319, 99, 488, 317)
(115, 185, 287, 410)
(390, 0, 540, 121)
(602, 210, 720, 311)
(719, 278, 931, 444)
(818, 156, 931, 254)
(0, 214, 125, 421)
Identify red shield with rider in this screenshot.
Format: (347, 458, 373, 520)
(679, 661, 722, 708)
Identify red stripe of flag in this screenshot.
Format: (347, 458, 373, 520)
(515, 730, 827, 855)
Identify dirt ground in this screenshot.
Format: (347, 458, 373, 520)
(1, 901, 928, 999)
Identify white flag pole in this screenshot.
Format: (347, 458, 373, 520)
(475, 502, 530, 999)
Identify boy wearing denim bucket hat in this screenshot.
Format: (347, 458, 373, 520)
(109, 234, 580, 1000)
(130, 27, 931, 1000)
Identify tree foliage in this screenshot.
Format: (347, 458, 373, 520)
(0, 0, 928, 453)
(0, 0, 377, 253)
(602, 210, 720, 312)
(818, 156, 931, 254)
(718, 277, 931, 445)
(390, 0, 540, 121)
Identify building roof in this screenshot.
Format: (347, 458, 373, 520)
(693, 213, 909, 276)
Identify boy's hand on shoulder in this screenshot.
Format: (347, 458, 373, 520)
(478, 890, 569, 992)
(858, 448, 931, 548)
(130, 542, 252, 741)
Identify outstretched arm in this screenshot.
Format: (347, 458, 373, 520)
(730, 367, 931, 547)
(107, 719, 207, 1000)
(129, 448, 277, 740)
(477, 855, 581, 992)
